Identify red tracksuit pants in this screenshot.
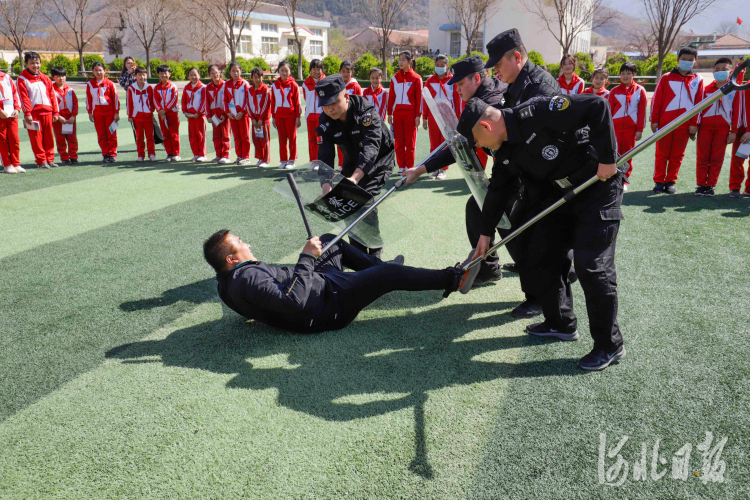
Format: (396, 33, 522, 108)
(0, 117, 20, 167)
(187, 116, 206, 157)
(229, 115, 250, 159)
(93, 111, 118, 157)
(52, 119, 78, 161)
(252, 120, 270, 163)
(27, 112, 55, 164)
(158, 111, 180, 156)
(729, 127, 750, 192)
(133, 118, 155, 157)
(653, 126, 690, 183)
(427, 116, 448, 170)
(615, 127, 637, 179)
(696, 126, 729, 187)
(393, 111, 418, 169)
(306, 114, 320, 161)
(211, 118, 230, 159)
(276, 116, 297, 162)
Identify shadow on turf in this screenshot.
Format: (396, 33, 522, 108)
(623, 189, 750, 217)
(108, 297, 582, 478)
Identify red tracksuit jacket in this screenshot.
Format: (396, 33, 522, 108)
(387, 68, 423, 116)
(557, 73, 585, 94)
(422, 73, 461, 119)
(126, 83, 155, 121)
(302, 75, 324, 119)
(17, 69, 59, 117)
(731, 87, 748, 133)
(363, 85, 388, 119)
(0, 72, 20, 115)
(53, 84, 78, 120)
(182, 81, 206, 116)
(582, 86, 609, 98)
(344, 79, 362, 96)
(206, 80, 225, 118)
(248, 83, 271, 122)
(608, 82, 647, 133)
(223, 78, 252, 116)
(650, 69, 704, 129)
(153, 80, 179, 113)
(271, 78, 301, 119)
(697, 80, 733, 130)
(85, 77, 119, 115)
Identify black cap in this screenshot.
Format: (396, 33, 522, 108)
(484, 28, 524, 69)
(456, 98, 489, 144)
(447, 55, 485, 85)
(315, 74, 345, 106)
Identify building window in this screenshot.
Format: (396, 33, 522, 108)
(288, 38, 296, 50)
(233, 20, 248, 32)
(470, 32, 483, 53)
(450, 32, 461, 57)
(262, 36, 279, 54)
(310, 40, 323, 56)
(261, 23, 277, 32)
(240, 35, 252, 54)
(312, 28, 322, 37)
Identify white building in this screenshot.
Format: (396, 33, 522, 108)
(107, 3, 330, 67)
(427, 0, 592, 65)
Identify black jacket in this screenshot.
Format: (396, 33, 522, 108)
(503, 60, 561, 108)
(480, 94, 617, 236)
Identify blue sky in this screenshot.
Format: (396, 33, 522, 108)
(611, 0, 750, 35)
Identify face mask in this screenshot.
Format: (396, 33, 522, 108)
(435, 66, 447, 75)
(678, 60, 694, 72)
(713, 70, 730, 82)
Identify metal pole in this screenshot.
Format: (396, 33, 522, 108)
(464, 65, 750, 271)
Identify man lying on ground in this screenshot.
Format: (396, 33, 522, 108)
(203, 232, 478, 333)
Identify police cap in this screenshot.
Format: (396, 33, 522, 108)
(456, 98, 490, 143)
(447, 55, 485, 85)
(484, 28, 524, 69)
(315, 74, 346, 106)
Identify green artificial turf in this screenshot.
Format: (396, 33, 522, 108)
(1, 92, 749, 499)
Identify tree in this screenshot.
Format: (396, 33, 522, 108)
(0, 0, 44, 65)
(180, 6, 223, 61)
(279, 0, 307, 80)
(43, 0, 109, 74)
(641, 0, 722, 80)
(442, 0, 503, 57)
(203, 0, 261, 63)
(627, 28, 658, 59)
(358, 0, 416, 79)
(116, 0, 182, 77)
(715, 20, 739, 36)
(522, 0, 616, 57)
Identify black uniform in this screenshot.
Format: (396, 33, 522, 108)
(316, 94, 394, 257)
(469, 94, 624, 351)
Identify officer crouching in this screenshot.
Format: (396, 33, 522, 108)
(457, 94, 625, 371)
(315, 74, 395, 259)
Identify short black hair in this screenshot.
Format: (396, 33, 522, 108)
(434, 54, 449, 65)
(92, 61, 105, 71)
(560, 54, 576, 67)
(369, 67, 382, 76)
(592, 68, 608, 79)
(399, 50, 413, 61)
(157, 64, 171, 74)
(250, 67, 264, 78)
(503, 44, 527, 59)
(309, 58, 322, 70)
(24, 51, 41, 63)
(620, 61, 637, 74)
(187, 66, 200, 77)
(228, 62, 241, 73)
(50, 66, 66, 77)
(339, 60, 352, 71)
(203, 229, 233, 273)
(715, 57, 733, 67)
(134, 66, 147, 75)
(208, 64, 220, 75)
(678, 46, 698, 58)
(277, 60, 291, 72)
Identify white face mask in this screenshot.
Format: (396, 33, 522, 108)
(435, 66, 447, 75)
(678, 60, 694, 72)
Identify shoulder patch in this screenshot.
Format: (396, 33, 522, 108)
(549, 96, 570, 112)
(518, 106, 534, 120)
(360, 112, 373, 126)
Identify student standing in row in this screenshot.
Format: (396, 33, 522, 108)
(607, 62, 646, 188)
(126, 66, 157, 162)
(301, 59, 325, 169)
(50, 67, 79, 165)
(271, 60, 300, 170)
(363, 67, 388, 120)
(557, 55, 584, 95)
(0, 68, 22, 174)
(583, 68, 610, 98)
(422, 54, 458, 180)
(18, 51, 60, 168)
(154, 65, 181, 161)
(205, 64, 230, 164)
(224, 62, 252, 165)
(249, 67, 271, 168)
(388, 50, 422, 174)
(86, 62, 119, 163)
(182, 67, 207, 162)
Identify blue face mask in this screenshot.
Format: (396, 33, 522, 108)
(678, 60, 694, 72)
(713, 70, 730, 82)
(435, 66, 447, 75)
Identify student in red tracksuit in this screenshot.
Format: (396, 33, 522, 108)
(86, 62, 119, 162)
(650, 46, 704, 194)
(582, 68, 610, 98)
(271, 60, 301, 170)
(694, 58, 736, 197)
(557, 54, 585, 95)
(0, 70, 22, 174)
(248, 67, 271, 167)
(729, 76, 750, 197)
(301, 59, 325, 169)
(17, 52, 60, 168)
(50, 67, 78, 165)
(363, 67, 388, 120)
(224, 62, 252, 165)
(422, 54, 459, 179)
(338, 60, 363, 167)
(126, 66, 157, 162)
(205, 64, 230, 164)
(387, 50, 423, 174)
(607, 62, 646, 188)
(182, 67, 207, 162)
(154, 64, 181, 161)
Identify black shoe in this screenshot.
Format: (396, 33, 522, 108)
(388, 255, 405, 266)
(705, 186, 715, 197)
(444, 250, 480, 297)
(102, 156, 110, 163)
(526, 321, 579, 341)
(473, 266, 503, 287)
(109, 156, 116, 163)
(577, 345, 626, 371)
(61, 159, 71, 166)
(694, 186, 707, 196)
(69, 158, 78, 164)
(730, 189, 741, 198)
(511, 300, 544, 319)
(501, 262, 517, 273)
(664, 182, 676, 194)
(653, 182, 664, 193)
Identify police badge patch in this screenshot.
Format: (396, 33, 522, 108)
(549, 96, 570, 111)
(361, 112, 373, 126)
(318, 90, 325, 97)
(542, 145, 559, 160)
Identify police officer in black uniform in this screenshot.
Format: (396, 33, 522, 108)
(456, 93, 626, 371)
(315, 74, 395, 259)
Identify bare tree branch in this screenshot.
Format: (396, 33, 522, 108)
(627, 28, 658, 58)
(442, 0, 504, 57)
(0, 0, 44, 65)
(715, 20, 739, 36)
(279, 0, 307, 79)
(179, 5, 224, 62)
(202, 0, 261, 62)
(114, 0, 182, 76)
(358, 0, 416, 79)
(44, 0, 110, 73)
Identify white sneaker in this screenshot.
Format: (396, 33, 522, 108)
(254, 159, 264, 167)
(136, 157, 144, 162)
(238, 158, 252, 166)
(428, 170, 439, 179)
(623, 183, 629, 192)
(3, 166, 17, 174)
(436, 170, 447, 180)
(258, 161, 269, 168)
(172, 156, 182, 162)
(218, 158, 231, 164)
(398, 168, 405, 174)
(149, 154, 157, 162)
(309, 161, 318, 170)
(39, 163, 51, 169)
(196, 156, 207, 162)
(191, 155, 199, 162)
(284, 161, 295, 169)
(279, 161, 288, 169)
(15, 166, 26, 173)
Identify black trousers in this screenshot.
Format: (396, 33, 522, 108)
(347, 154, 394, 257)
(522, 175, 624, 351)
(316, 234, 454, 329)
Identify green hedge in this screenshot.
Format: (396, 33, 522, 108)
(354, 53, 379, 80)
(285, 54, 310, 79)
(321, 55, 342, 77)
